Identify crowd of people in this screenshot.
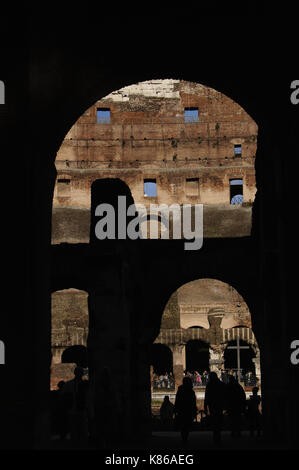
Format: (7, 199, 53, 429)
(183, 370, 209, 387)
(220, 369, 257, 387)
(159, 373, 262, 446)
(153, 368, 257, 390)
(51, 365, 261, 448)
(152, 372, 175, 389)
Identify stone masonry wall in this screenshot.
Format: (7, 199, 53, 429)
(52, 80, 258, 243)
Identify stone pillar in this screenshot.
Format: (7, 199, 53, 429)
(51, 347, 63, 365)
(170, 344, 185, 390)
(209, 345, 225, 377)
(87, 254, 132, 448)
(150, 365, 154, 394)
(252, 348, 261, 385)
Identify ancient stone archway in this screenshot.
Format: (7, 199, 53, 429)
(6, 28, 295, 448)
(154, 279, 261, 392)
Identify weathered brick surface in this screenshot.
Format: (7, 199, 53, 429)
(52, 80, 257, 242)
(50, 363, 76, 390)
(51, 82, 259, 387)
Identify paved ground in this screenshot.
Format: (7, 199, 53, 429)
(120, 430, 277, 450)
(51, 430, 286, 451)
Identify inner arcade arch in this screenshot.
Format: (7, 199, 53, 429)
(224, 338, 256, 375)
(34, 73, 291, 450)
(185, 339, 210, 375)
(150, 343, 173, 376)
(2, 14, 297, 452)
(153, 278, 261, 395)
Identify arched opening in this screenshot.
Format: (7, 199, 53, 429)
(157, 278, 261, 390)
(150, 343, 173, 375)
(139, 213, 169, 239)
(150, 344, 174, 390)
(185, 339, 210, 375)
(90, 177, 137, 244)
(61, 345, 88, 368)
(224, 339, 257, 384)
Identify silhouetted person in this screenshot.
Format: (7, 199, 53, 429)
(226, 375, 246, 438)
(247, 386, 262, 437)
(95, 366, 121, 448)
(63, 366, 89, 447)
(204, 371, 226, 445)
(174, 376, 197, 444)
(221, 369, 228, 384)
(50, 383, 62, 437)
(202, 370, 208, 386)
(160, 395, 174, 426)
(54, 380, 69, 440)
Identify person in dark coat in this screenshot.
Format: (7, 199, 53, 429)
(174, 376, 197, 444)
(204, 371, 226, 445)
(160, 395, 174, 426)
(247, 386, 262, 437)
(63, 366, 89, 447)
(226, 375, 247, 437)
(52, 380, 69, 440)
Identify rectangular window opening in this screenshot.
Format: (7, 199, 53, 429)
(186, 177, 199, 196)
(57, 179, 71, 184)
(97, 107, 111, 124)
(234, 144, 242, 157)
(144, 179, 157, 197)
(230, 178, 243, 204)
(184, 107, 199, 123)
(57, 178, 71, 197)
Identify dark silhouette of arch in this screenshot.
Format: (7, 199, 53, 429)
(139, 213, 164, 240)
(61, 345, 88, 368)
(90, 178, 137, 244)
(185, 339, 210, 374)
(150, 343, 173, 375)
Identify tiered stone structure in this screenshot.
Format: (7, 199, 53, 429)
(51, 80, 259, 390)
(52, 80, 257, 243)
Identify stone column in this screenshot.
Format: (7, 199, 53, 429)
(170, 344, 185, 390)
(252, 348, 261, 385)
(150, 365, 154, 394)
(209, 345, 225, 377)
(87, 254, 132, 447)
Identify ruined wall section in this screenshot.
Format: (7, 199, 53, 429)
(52, 80, 258, 243)
(160, 291, 180, 329)
(51, 289, 89, 364)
